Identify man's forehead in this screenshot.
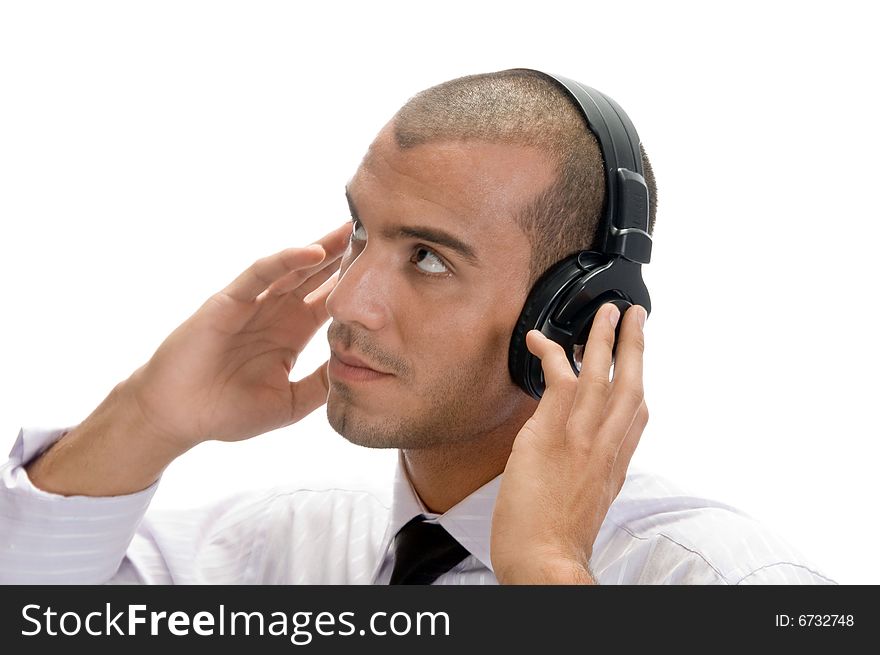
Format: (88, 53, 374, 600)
(360, 128, 556, 212)
(347, 129, 554, 262)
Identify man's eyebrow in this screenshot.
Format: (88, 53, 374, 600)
(345, 187, 479, 266)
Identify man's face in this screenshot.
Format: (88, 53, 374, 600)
(325, 125, 554, 450)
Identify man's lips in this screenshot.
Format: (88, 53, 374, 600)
(330, 347, 391, 375)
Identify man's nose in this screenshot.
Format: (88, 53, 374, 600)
(325, 249, 390, 332)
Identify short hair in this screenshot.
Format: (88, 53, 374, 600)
(392, 68, 657, 290)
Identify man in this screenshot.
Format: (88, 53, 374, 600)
(0, 69, 834, 584)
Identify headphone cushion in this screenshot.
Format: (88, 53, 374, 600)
(508, 253, 607, 391)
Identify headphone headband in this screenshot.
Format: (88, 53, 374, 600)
(507, 70, 653, 399)
(526, 71, 653, 264)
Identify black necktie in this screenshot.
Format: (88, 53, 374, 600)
(389, 514, 470, 585)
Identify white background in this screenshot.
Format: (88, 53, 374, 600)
(1, 1, 876, 584)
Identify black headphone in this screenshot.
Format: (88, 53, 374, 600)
(508, 71, 653, 400)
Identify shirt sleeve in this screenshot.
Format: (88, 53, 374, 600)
(2, 425, 281, 584)
(0, 425, 161, 584)
(734, 562, 839, 585)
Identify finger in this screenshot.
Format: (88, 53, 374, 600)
(264, 251, 342, 299)
(525, 330, 578, 437)
(304, 269, 340, 307)
(611, 399, 648, 490)
(567, 303, 620, 436)
(287, 359, 331, 426)
(294, 254, 342, 299)
(599, 305, 646, 443)
(314, 220, 355, 258)
(279, 272, 339, 354)
(222, 222, 352, 303)
(263, 221, 351, 298)
(223, 245, 327, 303)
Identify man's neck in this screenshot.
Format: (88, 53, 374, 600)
(400, 402, 535, 513)
(401, 441, 509, 514)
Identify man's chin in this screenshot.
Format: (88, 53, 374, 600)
(325, 400, 398, 449)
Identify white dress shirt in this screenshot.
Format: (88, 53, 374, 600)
(0, 426, 837, 585)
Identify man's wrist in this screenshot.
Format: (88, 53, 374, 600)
(24, 380, 187, 497)
(543, 559, 597, 584)
(498, 557, 597, 585)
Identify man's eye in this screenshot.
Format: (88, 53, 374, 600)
(412, 247, 449, 275)
(350, 218, 367, 242)
(349, 218, 450, 278)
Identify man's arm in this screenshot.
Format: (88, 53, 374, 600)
(1, 424, 162, 584)
(1, 424, 278, 584)
(498, 558, 599, 585)
(1, 223, 351, 583)
(24, 380, 187, 497)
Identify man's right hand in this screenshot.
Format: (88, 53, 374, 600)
(125, 221, 352, 453)
(24, 221, 352, 497)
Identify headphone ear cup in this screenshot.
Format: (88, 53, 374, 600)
(509, 253, 607, 398)
(510, 251, 644, 399)
(508, 277, 551, 390)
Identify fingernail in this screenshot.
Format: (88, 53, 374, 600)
(637, 306, 647, 329)
(608, 304, 620, 328)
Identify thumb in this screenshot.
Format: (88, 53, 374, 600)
(288, 359, 330, 425)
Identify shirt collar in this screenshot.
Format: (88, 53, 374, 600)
(370, 450, 502, 581)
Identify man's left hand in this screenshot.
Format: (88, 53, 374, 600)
(490, 302, 649, 584)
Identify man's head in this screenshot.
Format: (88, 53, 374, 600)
(325, 69, 657, 451)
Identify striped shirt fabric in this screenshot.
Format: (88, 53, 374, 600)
(0, 426, 837, 585)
